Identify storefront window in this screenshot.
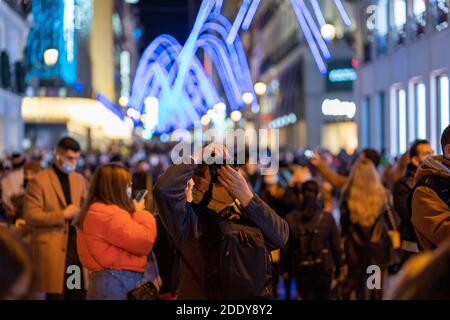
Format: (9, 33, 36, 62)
(438, 74, 449, 137)
(360, 97, 371, 148)
(415, 82, 427, 139)
(431, 0, 449, 31)
(374, 92, 386, 150)
(397, 88, 407, 154)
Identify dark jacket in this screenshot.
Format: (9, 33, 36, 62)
(153, 163, 289, 300)
(393, 163, 417, 243)
(340, 200, 394, 269)
(260, 185, 298, 219)
(283, 210, 341, 276)
(412, 156, 450, 251)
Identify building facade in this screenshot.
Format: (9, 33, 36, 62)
(0, 1, 29, 155)
(352, 0, 449, 156)
(247, 0, 357, 153)
(22, 0, 134, 150)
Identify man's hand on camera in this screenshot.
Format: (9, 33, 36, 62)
(191, 143, 230, 164)
(218, 165, 254, 207)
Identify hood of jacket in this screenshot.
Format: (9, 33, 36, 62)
(414, 156, 450, 184)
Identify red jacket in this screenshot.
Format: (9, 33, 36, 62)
(77, 202, 157, 272)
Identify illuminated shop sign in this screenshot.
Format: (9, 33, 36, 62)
(326, 60, 355, 92)
(328, 68, 357, 83)
(268, 113, 297, 129)
(321, 98, 356, 119)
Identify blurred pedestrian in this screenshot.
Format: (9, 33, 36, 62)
(386, 239, 450, 300)
(340, 159, 395, 300)
(1, 153, 26, 220)
(11, 160, 42, 242)
(76, 164, 157, 300)
(310, 148, 381, 189)
(24, 137, 88, 300)
(259, 168, 295, 299)
(411, 125, 450, 251)
(0, 225, 35, 299)
(393, 139, 433, 261)
(284, 180, 342, 300)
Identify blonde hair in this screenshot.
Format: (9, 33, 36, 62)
(342, 159, 387, 227)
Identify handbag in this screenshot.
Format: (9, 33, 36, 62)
(127, 251, 161, 300)
(385, 194, 401, 250)
(127, 280, 159, 300)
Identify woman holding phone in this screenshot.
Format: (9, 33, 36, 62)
(76, 164, 157, 300)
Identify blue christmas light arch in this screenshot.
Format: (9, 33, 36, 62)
(129, 0, 352, 134)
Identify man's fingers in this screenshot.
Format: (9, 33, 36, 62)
(219, 165, 240, 180)
(218, 176, 233, 192)
(225, 165, 241, 178)
(218, 166, 234, 180)
(218, 171, 233, 186)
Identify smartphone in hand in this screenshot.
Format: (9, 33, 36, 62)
(135, 189, 148, 202)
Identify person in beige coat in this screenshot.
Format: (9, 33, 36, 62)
(24, 137, 88, 299)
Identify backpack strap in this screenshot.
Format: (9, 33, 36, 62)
(408, 175, 450, 215)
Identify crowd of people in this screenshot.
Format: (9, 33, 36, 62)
(0, 124, 449, 300)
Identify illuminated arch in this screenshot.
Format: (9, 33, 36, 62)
(129, 12, 256, 134)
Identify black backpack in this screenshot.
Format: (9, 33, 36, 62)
(291, 213, 330, 273)
(200, 206, 273, 300)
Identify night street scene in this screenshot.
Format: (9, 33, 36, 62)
(1, 0, 450, 307)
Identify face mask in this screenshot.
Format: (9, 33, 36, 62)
(56, 154, 76, 174)
(126, 186, 132, 199)
(207, 184, 235, 213)
(61, 162, 76, 174)
(192, 183, 234, 213)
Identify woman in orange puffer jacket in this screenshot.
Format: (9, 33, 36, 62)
(76, 164, 157, 300)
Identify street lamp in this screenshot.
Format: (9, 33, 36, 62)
(201, 114, 211, 126)
(144, 96, 159, 110)
(44, 48, 59, 66)
(230, 110, 242, 122)
(251, 104, 260, 113)
(242, 92, 254, 105)
(321, 24, 336, 41)
(213, 102, 226, 114)
(119, 96, 129, 107)
(254, 82, 267, 96)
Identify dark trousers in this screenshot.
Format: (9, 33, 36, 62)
(284, 274, 294, 300)
(342, 268, 384, 300)
(47, 225, 86, 300)
(296, 272, 332, 300)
